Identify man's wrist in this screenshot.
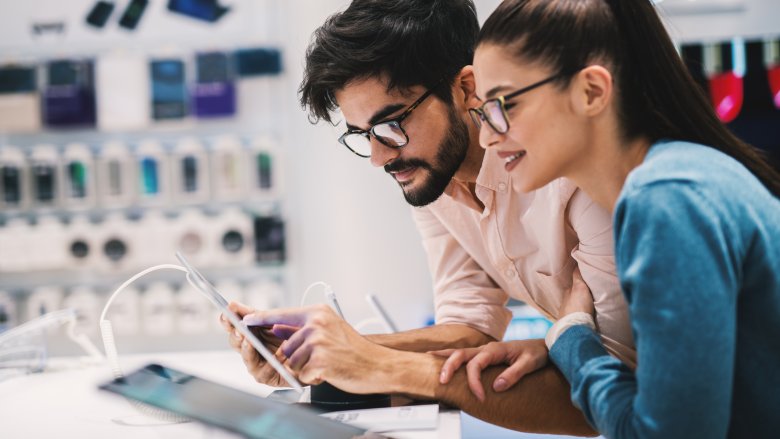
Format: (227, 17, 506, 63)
(377, 349, 442, 398)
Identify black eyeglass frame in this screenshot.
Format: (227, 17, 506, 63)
(469, 73, 568, 134)
(337, 80, 444, 158)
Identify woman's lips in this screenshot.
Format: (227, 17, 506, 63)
(497, 150, 526, 172)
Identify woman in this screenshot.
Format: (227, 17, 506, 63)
(437, 0, 780, 437)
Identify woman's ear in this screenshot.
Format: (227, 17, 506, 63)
(572, 65, 613, 117)
(455, 65, 481, 109)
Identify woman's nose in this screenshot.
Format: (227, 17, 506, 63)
(478, 122, 502, 150)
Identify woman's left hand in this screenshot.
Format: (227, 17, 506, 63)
(430, 339, 549, 401)
(560, 266, 595, 316)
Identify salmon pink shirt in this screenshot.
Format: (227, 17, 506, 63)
(413, 151, 636, 366)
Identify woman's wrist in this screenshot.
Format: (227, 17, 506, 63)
(545, 312, 596, 350)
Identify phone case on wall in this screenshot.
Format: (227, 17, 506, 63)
(172, 138, 209, 202)
(192, 51, 235, 118)
(30, 145, 60, 209)
(43, 59, 96, 128)
(0, 147, 28, 211)
(0, 65, 41, 133)
(61, 143, 96, 209)
(150, 59, 188, 120)
(96, 52, 150, 131)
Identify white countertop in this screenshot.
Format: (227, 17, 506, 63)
(0, 350, 460, 438)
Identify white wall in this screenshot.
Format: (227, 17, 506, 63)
(282, 0, 434, 330)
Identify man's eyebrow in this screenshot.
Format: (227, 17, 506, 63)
(344, 103, 407, 132)
(368, 103, 406, 126)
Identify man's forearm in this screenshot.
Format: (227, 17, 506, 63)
(366, 324, 494, 352)
(381, 350, 597, 436)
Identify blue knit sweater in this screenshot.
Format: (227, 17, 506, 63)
(549, 141, 780, 438)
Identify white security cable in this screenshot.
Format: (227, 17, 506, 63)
(0, 308, 104, 373)
(99, 264, 190, 424)
(300, 281, 331, 307)
(300, 281, 345, 319)
(99, 264, 187, 379)
(100, 262, 306, 422)
(300, 283, 398, 335)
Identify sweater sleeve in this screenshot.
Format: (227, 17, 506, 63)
(549, 181, 741, 439)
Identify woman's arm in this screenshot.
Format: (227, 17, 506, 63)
(550, 182, 740, 439)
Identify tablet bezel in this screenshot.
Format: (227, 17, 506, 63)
(175, 251, 303, 392)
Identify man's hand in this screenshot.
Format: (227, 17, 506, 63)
(430, 339, 549, 401)
(219, 301, 297, 387)
(560, 266, 595, 316)
(243, 304, 393, 394)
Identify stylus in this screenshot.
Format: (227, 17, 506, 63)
(326, 289, 345, 319)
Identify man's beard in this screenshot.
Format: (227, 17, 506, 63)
(384, 107, 470, 207)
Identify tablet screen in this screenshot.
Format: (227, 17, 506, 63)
(175, 251, 302, 391)
(100, 363, 378, 439)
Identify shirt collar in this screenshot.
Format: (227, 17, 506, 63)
(442, 151, 510, 212)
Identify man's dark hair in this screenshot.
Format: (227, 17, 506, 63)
(299, 0, 479, 124)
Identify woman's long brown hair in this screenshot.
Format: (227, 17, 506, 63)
(479, 0, 780, 196)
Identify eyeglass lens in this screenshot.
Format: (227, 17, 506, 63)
(484, 100, 509, 133)
(343, 121, 408, 157)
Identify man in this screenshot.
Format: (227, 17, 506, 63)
(222, 0, 634, 434)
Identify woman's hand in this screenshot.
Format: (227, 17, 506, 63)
(560, 266, 595, 317)
(430, 339, 549, 401)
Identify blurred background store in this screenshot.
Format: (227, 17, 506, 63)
(0, 0, 777, 361)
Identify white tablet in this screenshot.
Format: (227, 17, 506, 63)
(175, 251, 302, 392)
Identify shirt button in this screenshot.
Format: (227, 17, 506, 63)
(505, 268, 516, 278)
(498, 182, 507, 192)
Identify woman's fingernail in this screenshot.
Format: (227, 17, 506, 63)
(440, 371, 446, 383)
(494, 378, 507, 391)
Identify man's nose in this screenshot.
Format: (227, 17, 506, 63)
(369, 138, 401, 168)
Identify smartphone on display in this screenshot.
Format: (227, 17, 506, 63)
(175, 252, 301, 391)
(99, 363, 373, 439)
(118, 0, 148, 30)
(85, 1, 115, 28)
(150, 59, 187, 120)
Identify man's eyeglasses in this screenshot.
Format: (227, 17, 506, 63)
(338, 81, 443, 158)
(469, 73, 565, 134)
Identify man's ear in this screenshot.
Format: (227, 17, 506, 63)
(572, 65, 613, 117)
(454, 65, 480, 109)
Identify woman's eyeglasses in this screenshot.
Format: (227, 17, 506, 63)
(469, 73, 566, 134)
